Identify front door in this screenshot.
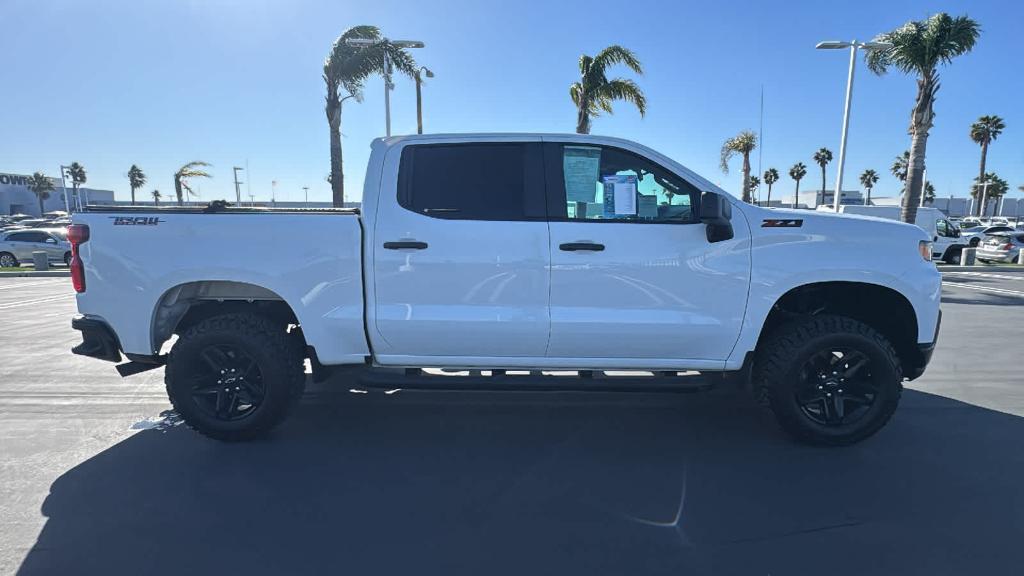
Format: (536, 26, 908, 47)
(370, 139, 551, 364)
(543, 141, 750, 367)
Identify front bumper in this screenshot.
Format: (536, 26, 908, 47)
(905, 309, 941, 381)
(71, 315, 122, 363)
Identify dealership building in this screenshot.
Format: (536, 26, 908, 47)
(1, 172, 114, 216)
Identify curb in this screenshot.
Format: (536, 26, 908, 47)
(0, 270, 71, 278)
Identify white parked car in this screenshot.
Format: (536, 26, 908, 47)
(959, 225, 1016, 248)
(0, 228, 72, 267)
(977, 232, 1024, 263)
(68, 133, 942, 446)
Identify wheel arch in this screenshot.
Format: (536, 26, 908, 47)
(151, 280, 304, 355)
(756, 281, 922, 378)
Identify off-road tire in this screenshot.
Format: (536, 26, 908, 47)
(754, 314, 902, 446)
(165, 313, 305, 441)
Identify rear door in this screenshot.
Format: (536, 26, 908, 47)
(543, 141, 750, 367)
(370, 139, 551, 363)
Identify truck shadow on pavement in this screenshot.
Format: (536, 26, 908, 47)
(18, 386, 1024, 576)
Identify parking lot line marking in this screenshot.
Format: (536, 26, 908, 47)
(942, 281, 1024, 299)
(0, 293, 75, 310)
(0, 279, 68, 291)
(942, 271, 1024, 282)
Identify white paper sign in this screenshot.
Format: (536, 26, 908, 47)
(614, 181, 637, 215)
(563, 146, 601, 203)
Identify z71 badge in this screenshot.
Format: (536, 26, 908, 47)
(110, 216, 164, 226)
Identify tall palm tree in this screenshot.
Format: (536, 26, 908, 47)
(173, 161, 212, 206)
(720, 130, 758, 203)
(151, 189, 162, 206)
(27, 172, 55, 215)
(969, 115, 1005, 215)
(859, 169, 879, 205)
(66, 162, 86, 211)
(813, 148, 833, 206)
(570, 45, 646, 135)
(763, 168, 779, 207)
(748, 176, 761, 202)
(127, 164, 146, 206)
(890, 150, 910, 182)
(789, 162, 807, 208)
(324, 26, 418, 207)
(866, 13, 981, 224)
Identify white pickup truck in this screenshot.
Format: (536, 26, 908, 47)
(69, 133, 941, 445)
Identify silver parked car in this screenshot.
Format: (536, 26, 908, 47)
(0, 228, 72, 267)
(977, 232, 1024, 263)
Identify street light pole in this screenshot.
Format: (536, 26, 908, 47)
(59, 165, 71, 214)
(816, 39, 892, 213)
(345, 38, 426, 137)
(232, 167, 244, 205)
(415, 66, 434, 134)
(303, 186, 309, 208)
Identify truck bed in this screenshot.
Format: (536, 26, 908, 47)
(72, 208, 370, 365)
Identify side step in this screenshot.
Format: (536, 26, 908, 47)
(350, 368, 719, 394)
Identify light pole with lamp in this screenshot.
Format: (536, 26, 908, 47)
(975, 179, 994, 217)
(232, 167, 244, 205)
(816, 40, 892, 212)
(303, 186, 309, 208)
(415, 66, 434, 134)
(58, 165, 72, 213)
(344, 38, 426, 137)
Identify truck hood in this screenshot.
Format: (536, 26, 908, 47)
(736, 203, 930, 244)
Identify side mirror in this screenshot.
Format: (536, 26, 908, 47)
(700, 192, 734, 243)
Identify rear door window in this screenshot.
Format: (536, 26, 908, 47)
(397, 143, 545, 221)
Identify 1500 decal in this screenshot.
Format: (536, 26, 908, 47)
(110, 216, 164, 226)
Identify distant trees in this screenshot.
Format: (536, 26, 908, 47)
(570, 45, 646, 134)
(969, 115, 1005, 215)
(720, 131, 758, 203)
(763, 168, 779, 206)
(66, 162, 86, 210)
(173, 161, 212, 206)
(27, 172, 55, 214)
(973, 172, 1008, 216)
(127, 164, 146, 206)
(890, 150, 909, 183)
(859, 169, 879, 205)
(866, 12, 981, 223)
(789, 162, 807, 208)
(813, 148, 833, 205)
(151, 189, 162, 205)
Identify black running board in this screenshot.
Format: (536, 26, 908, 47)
(351, 369, 718, 394)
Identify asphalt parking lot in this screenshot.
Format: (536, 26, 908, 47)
(2, 272, 1023, 575)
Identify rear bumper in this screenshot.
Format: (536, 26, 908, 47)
(977, 249, 1018, 262)
(71, 315, 122, 363)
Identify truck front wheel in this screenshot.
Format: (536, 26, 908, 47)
(755, 315, 902, 446)
(165, 313, 305, 441)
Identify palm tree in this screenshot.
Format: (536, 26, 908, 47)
(27, 172, 55, 215)
(890, 150, 910, 182)
(570, 45, 646, 135)
(748, 175, 761, 202)
(127, 164, 146, 206)
(813, 148, 833, 206)
(973, 172, 1008, 216)
(324, 26, 419, 207)
(151, 189, 162, 206)
(763, 168, 779, 207)
(859, 169, 879, 205)
(866, 13, 981, 224)
(789, 162, 807, 208)
(720, 131, 758, 203)
(66, 162, 86, 211)
(173, 161, 212, 206)
(969, 115, 1005, 215)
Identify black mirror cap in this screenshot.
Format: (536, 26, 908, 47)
(700, 192, 734, 243)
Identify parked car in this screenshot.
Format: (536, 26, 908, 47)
(819, 205, 966, 263)
(959, 225, 1015, 247)
(69, 133, 941, 446)
(977, 232, 1024, 263)
(0, 228, 72, 267)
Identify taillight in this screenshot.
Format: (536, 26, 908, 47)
(1002, 242, 1013, 250)
(68, 224, 89, 293)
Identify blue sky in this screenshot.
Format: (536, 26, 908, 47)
(2, 0, 1021, 204)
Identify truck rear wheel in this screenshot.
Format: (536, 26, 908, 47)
(755, 315, 902, 446)
(165, 313, 305, 441)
